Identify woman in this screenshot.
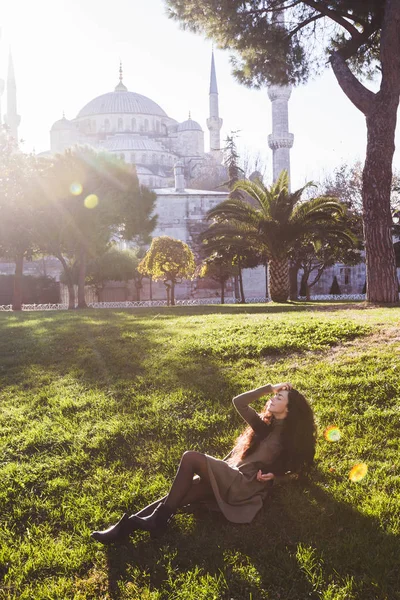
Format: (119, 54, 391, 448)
(91, 382, 316, 544)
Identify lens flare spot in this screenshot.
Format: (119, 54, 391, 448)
(349, 463, 368, 482)
(324, 426, 341, 442)
(70, 182, 82, 195)
(84, 194, 99, 209)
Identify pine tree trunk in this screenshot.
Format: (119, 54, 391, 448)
(268, 258, 289, 302)
(362, 99, 398, 303)
(12, 253, 24, 311)
(330, 0, 400, 304)
(77, 249, 88, 309)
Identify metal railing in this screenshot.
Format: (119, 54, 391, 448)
(0, 295, 375, 311)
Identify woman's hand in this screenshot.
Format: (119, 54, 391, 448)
(271, 382, 292, 393)
(257, 470, 275, 482)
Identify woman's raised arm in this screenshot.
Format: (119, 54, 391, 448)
(232, 384, 273, 434)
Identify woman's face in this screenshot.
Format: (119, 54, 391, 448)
(266, 389, 289, 419)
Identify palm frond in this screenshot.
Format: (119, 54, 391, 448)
(207, 197, 267, 229)
(290, 197, 345, 225)
(230, 179, 273, 217)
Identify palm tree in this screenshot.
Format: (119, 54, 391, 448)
(207, 171, 356, 302)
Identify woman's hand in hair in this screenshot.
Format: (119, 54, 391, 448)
(257, 470, 275, 482)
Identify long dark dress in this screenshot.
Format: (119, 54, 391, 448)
(205, 384, 284, 523)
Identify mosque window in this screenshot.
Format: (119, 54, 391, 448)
(118, 118, 123, 131)
(131, 118, 136, 131)
(144, 119, 149, 132)
(104, 119, 110, 132)
(152, 154, 157, 164)
(156, 121, 160, 133)
(340, 267, 351, 285)
(142, 154, 146, 163)
(162, 124, 167, 135)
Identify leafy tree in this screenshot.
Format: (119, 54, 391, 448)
(138, 236, 196, 305)
(288, 174, 362, 300)
(198, 253, 237, 304)
(167, 0, 400, 303)
(37, 147, 157, 308)
(291, 233, 361, 300)
(207, 171, 353, 302)
(0, 131, 46, 310)
(86, 247, 140, 300)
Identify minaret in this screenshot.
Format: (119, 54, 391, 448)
(267, 13, 294, 185)
(267, 85, 294, 183)
(4, 51, 21, 142)
(206, 50, 223, 161)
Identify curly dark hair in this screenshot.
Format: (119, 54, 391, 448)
(229, 388, 317, 474)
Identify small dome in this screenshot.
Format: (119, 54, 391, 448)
(51, 116, 76, 131)
(177, 118, 202, 132)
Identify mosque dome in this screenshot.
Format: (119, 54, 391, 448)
(177, 118, 202, 132)
(51, 116, 76, 131)
(77, 90, 168, 119)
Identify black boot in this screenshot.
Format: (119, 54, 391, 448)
(91, 513, 140, 544)
(133, 503, 174, 538)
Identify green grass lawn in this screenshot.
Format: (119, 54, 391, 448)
(0, 303, 399, 599)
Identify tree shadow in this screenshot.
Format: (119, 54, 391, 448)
(104, 473, 400, 599)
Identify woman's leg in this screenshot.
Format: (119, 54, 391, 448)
(91, 452, 213, 543)
(163, 451, 212, 511)
(135, 452, 213, 534)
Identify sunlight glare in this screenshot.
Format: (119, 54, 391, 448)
(84, 194, 99, 209)
(349, 463, 368, 482)
(324, 426, 341, 442)
(70, 182, 82, 196)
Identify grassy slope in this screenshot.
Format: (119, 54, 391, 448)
(0, 304, 399, 600)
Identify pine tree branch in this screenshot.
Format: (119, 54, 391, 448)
(330, 51, 375, 115)
(300, 0, 361, 38)
(287, 13, 323, 38)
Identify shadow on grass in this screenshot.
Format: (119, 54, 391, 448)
(104, 474, 399, 600)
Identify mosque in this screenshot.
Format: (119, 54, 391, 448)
(0, 49, 374, 302)
(48, 55, 224, 190)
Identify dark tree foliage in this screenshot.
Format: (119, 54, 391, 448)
(167, 0, 400, 303)
(329, 275, 341, 296)
(222, 133, 244, 199)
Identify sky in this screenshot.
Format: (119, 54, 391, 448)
(1, 0, 399, 189)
